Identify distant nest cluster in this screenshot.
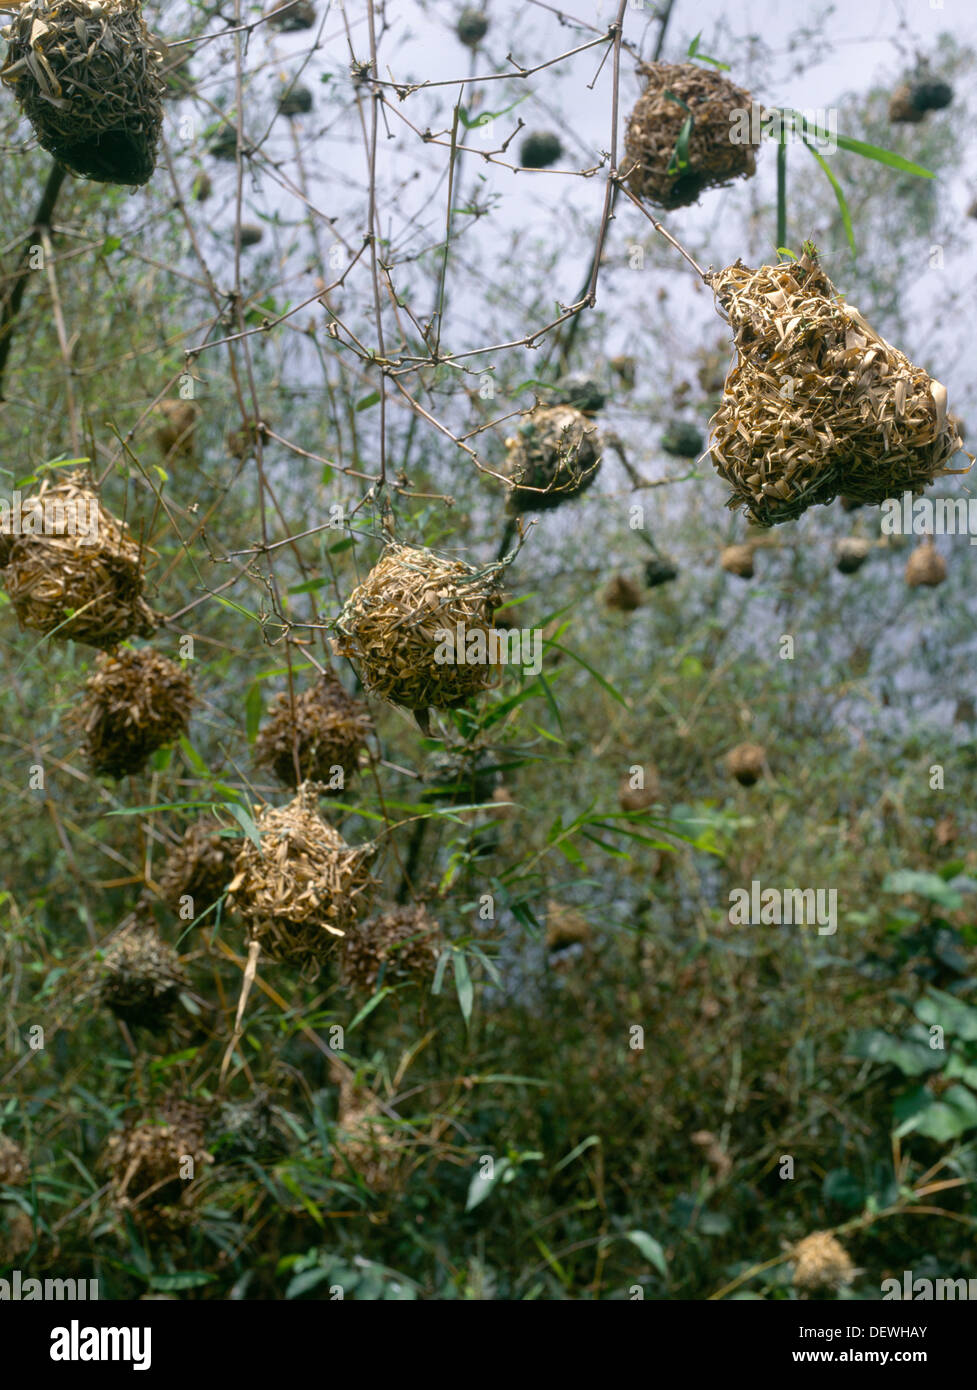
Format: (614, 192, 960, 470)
(254, 671, 373, 791)
(333, 544, 506, 714)
(624, 62, 757, 209)
(707, 251, 964, 525)
(0, 0, 165, 186)
(341, 904, 442, 995)
(226, 783, 377, 972)
(1, 472, 156, 650)
(74, 647, 194, 779)
(503, 405, 602, 513)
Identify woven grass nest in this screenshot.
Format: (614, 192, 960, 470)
(226, 782, 377, 971)
(333, 543, 506, 714)
(503, 405, 602, 513)
(75, 647, 193, 778)
(835, 536, 871, 575)
(0, 1134, 29, 1186)
(158, 818, 234, 917)
(706, 250, 965, 526)
(618, 762, 662, 812)
(545, 900, 591, 951)
(1, 0, 165, 186)
(905, 540, 947, 588)
(154, 399, 199, 459)
(791, 1231, 855, 1294)
(645, 554, 678, 587)
(720, 543, 755, 579)
(624, 62, 757, 209)
(103, 1102, 212, 1230)
(603, 573, 643, 611)
(2, 471, 157, 648)
(456, 8, 488, 47)
(216, 1089, 289, 1163)
(727, 741, 766, 787)
(254, 671, 372, 792)
(519, 130, 562, 168)
(277, 82, 312, 116)
(89, 918, 187, 1031)
(334, 1078, 405, 1194)
(341, 904, 442, 994)
(421, 747, 502, 805)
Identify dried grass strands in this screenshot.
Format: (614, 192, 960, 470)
(706, 250, 966, 526)
(503, 404, 602, 513)
(1, 0, 166, 186)
(341, 904, 441, 995)
(333, 543, 506, 714)
(74, 647, 194, 778)
(103, 1101, 212, 1231)
(225, 782, 377, 973)
(88, 917, 187, 1031)
(624, 62, 757, 210)
(254, 671, 372, 791)
(2, 471, 156, 648)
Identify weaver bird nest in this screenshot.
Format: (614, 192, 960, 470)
(254, 671, 372, 792)
(791, 1231, 855, 1294)
(603, 574, 643, 612)
(341, 904, 442, 995)
(645, 554, 679, 587)
(277, 82, 313, 116)
(545, 375, 607, 415)
(75, 647, 194, 778)
(456, 8, 488, 47)
(545, 900, 591, 951)
(624, 62, 757, 209)
(706, 250, 965, 526)
(519, 130, 562, 168)
(720, 543, 755, 579)
(1, 0, 165, 186)
(103, 1102, 212, 1231)
(158, 818, 234, 917)
(89, 918, 187, 1031)
(0, 1134, 29, 1186)
(153, 399, 199, 460)
(334, 1079, 405, 1194)
(727, 742, 766, 787)
(661, 420, 704, 458)
(618, 762, 662, 812)
(835, 536, 871, 575)
(226, 783, 377, 971)
(905, 541, 947, 588)
(1, 471, 156, 648)
(333, 543, 506, 714)
(265, 0, 316, 30)
(503, 405, 602, 513)
(421, 747, 502, 805)
(216, 1089, 289, 1163)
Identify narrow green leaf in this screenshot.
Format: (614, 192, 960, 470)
(802, 138, 856, 257)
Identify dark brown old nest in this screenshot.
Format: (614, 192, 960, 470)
(835, 537, 871, 575)
(624, 62, 757, 209)
(0, 0, 165, 186)
(89, 918, 187, 1031)
(905, 541, 947, 588)
(341, 904, 442, 995)
(333, 543, 506, 714)
(0, 1134, 29, 1186)
(75, 647, 194, 778)
(706, 250, 966, 526)
(153, 399, 199, 459)
(215, 1088, 290, 1163)
(727, 742, 766, 787)
(254, 671, 372, 792)
(227, 417, 272, 459)
(603, 573, 643, 611)
(644, 554, 679, 587)
(545, 900, 591, 951)
(103, 1101, 212, 1230)
(226, 783, 377, 972)
(158, 818, 235, 918)
(277, 82, 312, 116)
(421, 747, 502, 805)
(503, 404, 602, 513)
(2, 471, 157, 648)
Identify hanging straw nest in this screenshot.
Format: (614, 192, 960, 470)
(89, 918, 187, 1031)
(905, 541, 947, 588)
(421, 746, 501, 805)
(727, 742, 766, 787)
(192, 169, 212, 201)
(153, 399, 199, 459)
(1, 0, 166, 186)
(618, 762, 662, 812)
(720, 543, 755, 579)
(103, 1101, 212, 1231)
(603, 573, 643, 612)
(227, 416, 272, 459)
(238, 223, 263, 247)
(333, 1079, 405, 1193)
(503, 405, 602, 513)
(341, 904, 442, 994)
(835, 536, 871, 575)
(75, 647, 194, 778)
(333, 543, 505, 714)
(519, 131, 562, 168)
(706, 250, 965, 526)
(158, 818, 234, 917)
(888, 83, 925, 124)
(226, 783, 377, 971)
(456, 8, 488, 47)
(265, 0, 316, 30)
(277, 82, 313, 116)
(610, 354, 636, 389)
(545, 900, 590, 951)
(2, 471, 156, 649)
(0, 1134, 29, 1186)
(791, 1231, 855, 1294)
(624, 62, 757, 209)
(254, 671, 372, 792)
(547, 375, 607, 415)
(911, 77, 953, 113)
(645, 554, 678, 587)
(216, 1088, 290, 1163)
(661, 420, 704, 457)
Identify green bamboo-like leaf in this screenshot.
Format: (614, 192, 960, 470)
(802, 138, 856, 257)
(547, 641, 630, 707)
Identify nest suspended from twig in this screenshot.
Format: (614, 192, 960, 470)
(545, 375, 607, 415)
(153, 399, 199, 459)
(2, 472, 156, 648)
(227, 417, 272, 459)
(720, 543, 755, 578)
(603, 573, 643, 611)
(226, 783, 377, 971)
(0, 1134, 29, 1186)
(905, 540, 947, 588)
(333, 543, 506, 714)
(791, 1232, 855, 1294)
(519, 130, 562, 168)
(888, 83, 925, 124)
(456, 8, 488, 47)
(74, 647, 194, 778)
(277, 82, 312, 116)
(334, 1078, 405, 1194)
(158, 818, 234, 918)
(706, 250, 965, 526)
(645, 554, 679, 587)
(727, 742, 766, 787)
(238, 223, 263, 247)
(89, 918, 187, 1031)
(661, 420, 704, 458)
(1, 0, 166, 186)
(618, 762, 662, 812)
(103, 1101, 212, 1231)
(545, 900, 590, 951)
(503, 405, 602, 513)
(624, 62, 757, 209)
(835, 536, 871, 574)
(254, 671, 372, 792)
(341, 904, 442, 995)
